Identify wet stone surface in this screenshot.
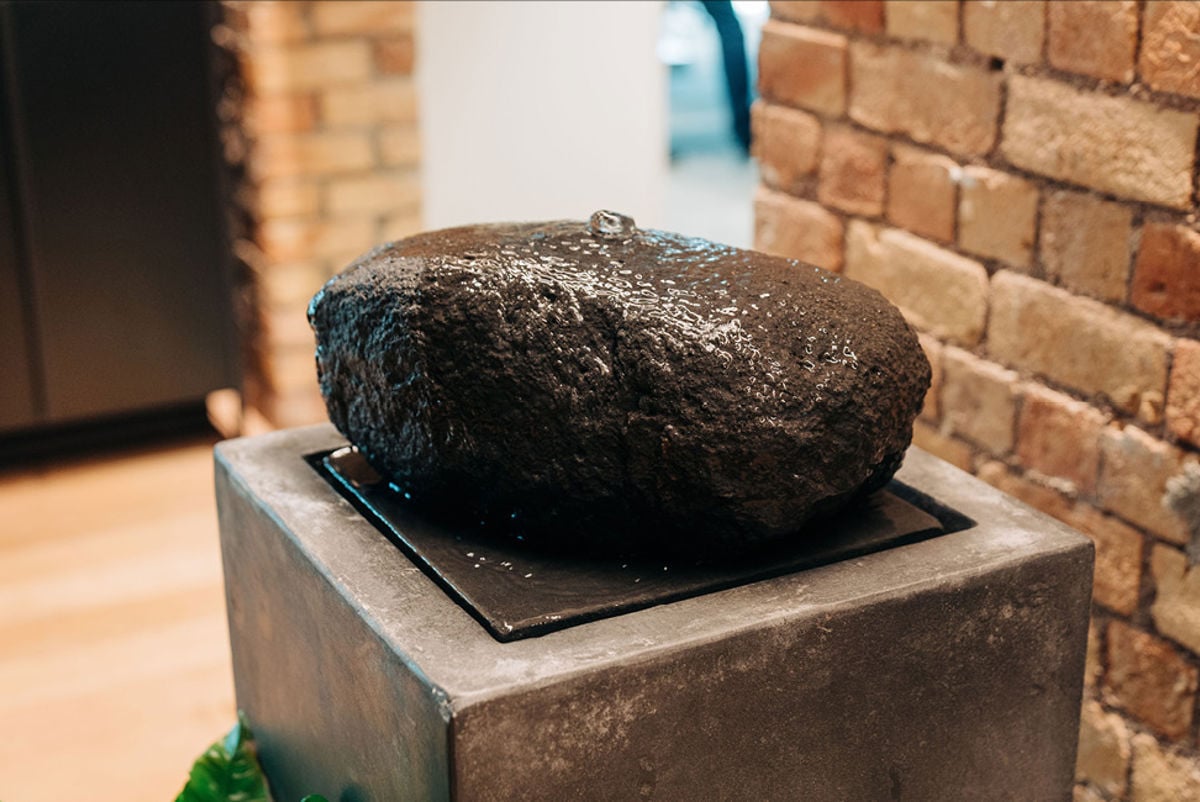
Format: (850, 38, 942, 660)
(308, 211, 931, 554)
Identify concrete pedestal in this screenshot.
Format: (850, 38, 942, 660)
(216, 425, 1093, 802)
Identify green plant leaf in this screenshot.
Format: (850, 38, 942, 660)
(299, 797, 329, 802)
(175, 711, 272, 802)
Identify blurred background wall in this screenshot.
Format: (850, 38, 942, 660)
(224, 0, 422, 428)
(754, 2, 1200, 799)
(418, 1, 666, 230)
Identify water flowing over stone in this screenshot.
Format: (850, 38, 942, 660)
(308, 213, 930, 554)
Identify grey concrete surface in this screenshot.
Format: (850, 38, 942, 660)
(216, 424, 1093, 802)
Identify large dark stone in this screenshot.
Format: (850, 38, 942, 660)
(308, 211, 930, 554)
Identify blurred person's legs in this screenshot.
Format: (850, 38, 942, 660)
(701, 0, 751, 152)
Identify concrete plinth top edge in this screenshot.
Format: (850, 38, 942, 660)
(215, 424, 1093, 709)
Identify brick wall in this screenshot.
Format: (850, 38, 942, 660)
(755, 1, 1200, 797)
(221, 1, 420, 428)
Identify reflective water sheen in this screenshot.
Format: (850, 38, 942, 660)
(359, 212, 873, 420)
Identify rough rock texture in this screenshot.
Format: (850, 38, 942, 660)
(308, 211, 930, 554)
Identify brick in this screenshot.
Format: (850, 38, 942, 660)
(321, 79, 419, 127)
(310, 1, 414, 36)
(753, 187, 844, 271)
(251, 131, 374, 179)
(976, 460, 1075, 523)
(1104, 620, 1198, 738)
(324, 245, 380, 273)
(380, 213, 423, 243)
(1153, 545, 1200, 659)
(325, 171, 421, 216)
(271, 386, 329, 429)
(1016, 385, 1106, 495)
(963, 0, 1046, 65)
(976, 462, 1139, 614)
(817, 125, 887, 216)
(265, 306, 315, 350)
(958, 167, 1038, 268)
(1168, 339, 1200, 447)
(267, 350, 320, 397)
(1048, 1, 1138, 82)
(258, 216, 375, 264)
(845, 222, 989, 345)
(751, 102, 821, 195)
(242, 1, 309, 46)
(1072, 786, 1104, 802)
(270, 346, 319, 394)
(379, 125, 421, 168)
(259, 261, 331, 309)
(1131, 733, 1200, 802)
(758, 21, 847, 117)
(1002, 76, 1199, 209)
(1075, 699, 1131, 798)
(912, 420, 974, 471)
(940, 347, 1018, 455)
(245, 41, 372, 94)
(373, 34, 415, 75)
(1040, 190, 1133, 303)
(769, 1, 820, 23)
(849, 42, 1001, 156)
(1066, 504, 1144, 615)
(1141, 1, 1200, 99)
(817, 0, 884, 33)
(1099, 424, 1193, 544)
(987, 271, 1170, 418)
(885, 1, 958, 45)
(918, 333, 942, 421)
(1132, 223, 1200, 322)
(255, 178, 320, 220)
(769, 0, 883, 31)
(886, 144, 957, 243)
(247, 93, 318, 136)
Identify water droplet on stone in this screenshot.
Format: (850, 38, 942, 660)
(588, 209, 636, 240)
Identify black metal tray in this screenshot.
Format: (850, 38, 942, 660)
(309, 447, 973, 642)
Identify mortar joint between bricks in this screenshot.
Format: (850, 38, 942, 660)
(1133, 0, 1148, 96)
(989, 59, 1009, 164)
(879, 146, 895, 226)
(1029, 190, 1046, 282)
(1022, 61, 1200, 115)
(1039, 0, 1049, 65)
(991, 366, 1128, 437)
(1136, 528, 1161, 632)
(1009, 391, 1026, 473)
(955, 0, 967, 60)
(884, 32, 995, 71)
(950, 156, 963, 257)
(1193, 112, 1200, 212)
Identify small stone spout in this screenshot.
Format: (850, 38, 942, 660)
(587, 209, 636, 239)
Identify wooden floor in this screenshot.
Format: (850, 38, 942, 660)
(0, 433, 236, 802)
